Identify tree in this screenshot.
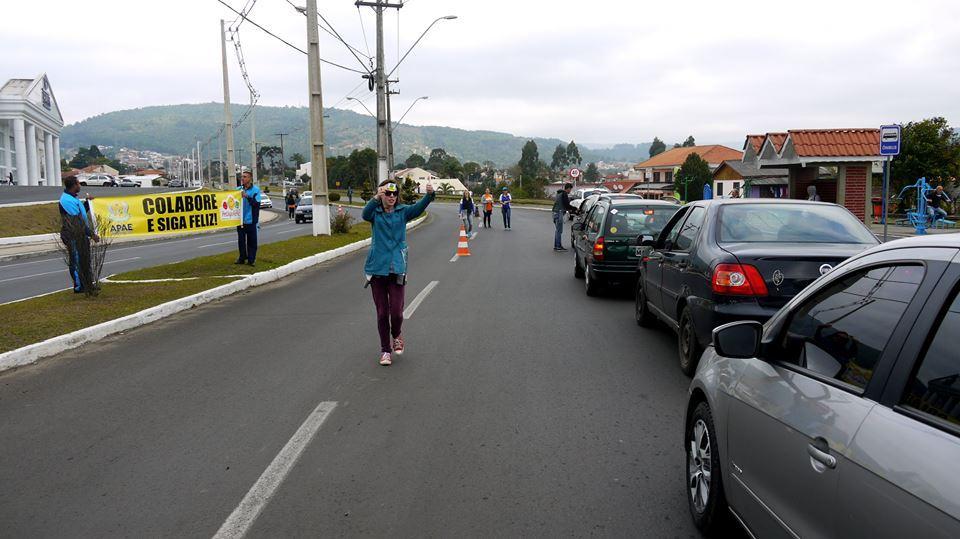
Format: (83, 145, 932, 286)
(518, 140, 540, 184)
(326, 155, 350, 188)
(584, 162, 599, 183)
(674, 153, 712, 202)
(400, 177, 420, 204)
(440, 155, 464, 179)
(425, 148, 448, 172)
(438, 182, 454, 195)
(405, 153, 426, 169)
(682, 136, 696, 147)
(463, 162, 481, 182)
(673, 143, 682, 149)
(289, 153, 306, 168)
(347, 148, 378, 187)
(550, 144, 568, 172)
(566, 141, 582, 167)
(257, 145, 283, 177)
(892, 117, 960, 191)
(649, 137, 666, 157)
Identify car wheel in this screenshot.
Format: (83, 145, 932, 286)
(678, 306, 702, 376)
(686, 401, 730, 535)
(574, 253, 585, 279)
(635, 281, 654, 327)
(79, 181, 87, 186)
(585, 263, 600, 297)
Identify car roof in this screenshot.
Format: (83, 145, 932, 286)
(693, 198, 839, 207)
(608, 198, 675, 206)
(873, 233, 960, 250)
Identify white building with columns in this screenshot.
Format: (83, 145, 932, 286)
(0, 74, 64, 186)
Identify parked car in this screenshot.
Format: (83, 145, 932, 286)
(259, 194, 273, 209)
(635, 199, 880, 375)
(294, 197, 313, 223)
(569, 187, 611, 212)
(572, 198, 679, 295)
(686, 233, 960, 538)
(166, 179, 184, 188)
(79, 174, 117, 187)
(118, 177, 140, 187)
(571, 192, 643, 224)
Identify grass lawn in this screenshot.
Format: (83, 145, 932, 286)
(113, 222, 372, 280)
(0, 204, 60, 238)
(0, 278, 236, 353)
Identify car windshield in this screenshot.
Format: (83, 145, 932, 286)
(604, 205, 675, 236)
(719, 203, 877, 244)
(298, 198, 311, 206)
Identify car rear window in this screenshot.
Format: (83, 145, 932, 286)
(719, 203, 877, 244)
(604, 206, 675, 236)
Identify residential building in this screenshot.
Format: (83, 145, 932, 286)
(0, 73, 63, 186)
(81, 164, 119, 176)
(632, 145, 743, 199)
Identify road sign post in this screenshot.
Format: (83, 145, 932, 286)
(569, 167, 580, 188)
(880, 124, 901, 242)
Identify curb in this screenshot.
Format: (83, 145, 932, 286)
(0, 215, 428, 374)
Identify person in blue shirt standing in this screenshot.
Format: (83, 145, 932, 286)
(236, 171, 261, 266)
(500, 186, 513, 229)
(59, 176, 100, 293)
(362, 180, 435, 366)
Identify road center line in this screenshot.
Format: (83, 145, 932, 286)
(403, 280, 439, 319)
(275, 228, 300, 235)
(449, 254, 459, 263)
(0, 257, 140, 283)
(213, 401, 338, 539)
(0, 257, 58, 269)
(104, 256, 142, 265)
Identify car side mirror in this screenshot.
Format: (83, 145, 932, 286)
(712, 321, 762, 359)
(636, 234, 655, 246)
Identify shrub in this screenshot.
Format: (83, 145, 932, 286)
(330, 209, 354, 234)
(329, 193, 341, 202)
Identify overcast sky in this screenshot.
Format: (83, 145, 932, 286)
(3, 0, 958, 146)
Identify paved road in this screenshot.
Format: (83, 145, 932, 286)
(0, 203, 705, 537)
(0, 185, 183, 205)
(0, 206, 360, 304)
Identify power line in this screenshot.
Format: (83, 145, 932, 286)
(282, 0, 372, 73)
(358, 5, 372, 58)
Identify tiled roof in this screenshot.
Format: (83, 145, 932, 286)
(635, 145, 743, 168)
(744, 135, 765, 152)
(716, 159, 789, 178)
(787, 129, 880, 157)
(602, 180, 642, 192)
(767, 132, 788, 152)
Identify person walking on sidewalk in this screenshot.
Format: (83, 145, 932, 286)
(500, 187, 513, 229)
(459, 191, 475, 234)
(552, 182, 577, 251)
(59, 176, 100, 293)
(235, 171, 261, 266)
(362, 180, 436, 366)
(481, 188, 494, 228)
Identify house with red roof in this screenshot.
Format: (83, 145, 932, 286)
(632, 145, 743, 199)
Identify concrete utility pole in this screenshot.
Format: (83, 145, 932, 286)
(250, 101, 257, 186)
(217, 130, 223, 187)
(357, 0, 403, 184)
(275, 132, 289, 194)
(306, 0, 331, 235)
(221, 19, 237, 187)
(386, 80, 397, 173)
(197, 141, 203, 186)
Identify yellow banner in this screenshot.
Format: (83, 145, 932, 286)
(91, 189, 244, 238)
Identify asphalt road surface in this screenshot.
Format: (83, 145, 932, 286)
(0, 185, 182, 205)
(0, 206, 360, 305)
(0, 203, 705, 537)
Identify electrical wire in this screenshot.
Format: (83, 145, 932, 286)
(281, 0, 373, 73)
(358, 5, 372, 58)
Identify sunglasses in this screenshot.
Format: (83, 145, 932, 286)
(383, 190, 398, 197)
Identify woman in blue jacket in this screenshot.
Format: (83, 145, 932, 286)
(362, 180, 435, 365)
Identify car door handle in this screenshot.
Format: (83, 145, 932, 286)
(807, 440, 837, 469)
(676, 260, 688, 269)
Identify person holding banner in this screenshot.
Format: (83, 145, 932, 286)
(362, 180, 435, 366)
(235, 171, 262, 266)
(59, 176, 100, 293)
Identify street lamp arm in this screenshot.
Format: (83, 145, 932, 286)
(394, 96, 428, 129)
(386, 15, 456, 79)
(346, 97, 376, 118)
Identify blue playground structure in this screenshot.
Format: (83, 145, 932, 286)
(896, 177, 956, 235)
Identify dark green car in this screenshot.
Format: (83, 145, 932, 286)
(572, 198, 679, 296)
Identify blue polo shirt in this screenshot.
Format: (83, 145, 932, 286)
(239, 184, 262, 225)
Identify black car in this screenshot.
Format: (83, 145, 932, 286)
(572, 198, 679, 295)
(294, 197, 312, 223)
(634, 198, 880, 375)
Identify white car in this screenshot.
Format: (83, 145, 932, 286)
(118, 177, 140, 187)
(79, 174, 118, 187)
(259, 195, 273, 209)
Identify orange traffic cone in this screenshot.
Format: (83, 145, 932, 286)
(456, 224, 472, 256)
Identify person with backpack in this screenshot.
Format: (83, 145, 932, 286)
(459, 191, 475, 234)
(500, 187, 512, 229)
(362, 180, 436, 366)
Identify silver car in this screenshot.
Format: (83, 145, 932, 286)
(686, 233, 960, 538)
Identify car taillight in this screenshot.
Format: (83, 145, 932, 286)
(712, 263, 768, 296)
(593, 236, 605, 261)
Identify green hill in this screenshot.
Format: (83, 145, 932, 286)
(61, 103, 653, 166)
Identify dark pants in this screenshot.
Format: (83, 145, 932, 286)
(287, 205, 295, 218)
(237, 223, 258, 263)
(483, 210, 492, 228)
(64, 236, 92, 292)
(370, 275, 405, 353)
(553, 211, 564, 248)
(502, 206, 511, 228)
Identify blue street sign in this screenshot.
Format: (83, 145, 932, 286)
(880, 124, 901, 156)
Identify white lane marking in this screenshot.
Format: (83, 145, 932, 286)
(403, 280, 439, 320)
(197, 240, 235, 249)
(213, 401, 337, 539)
(104, 257, 141, 265)
(449, 254, 459, 263)
(0, 257, 58, 269)
(0, 257, 140, 283)
(275, 228, 301, 235)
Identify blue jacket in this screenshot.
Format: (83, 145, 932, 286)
(362, 192, 434, 276)
(239, 184, 262, 224)
(58, 191, 92, 238)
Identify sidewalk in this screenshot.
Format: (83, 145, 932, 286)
(870, 221, 960, 241)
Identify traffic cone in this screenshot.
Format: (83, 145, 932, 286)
(456, 224, 472, 256)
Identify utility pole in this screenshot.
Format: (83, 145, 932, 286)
(221, 19, 237, 187)
(275, 132, 289, 194)
(357, 0, 403, 184)
(306, 0, 331, 235)
(236, 148, 244, 173)
(250, 101, 258, 186)
(217, 130, 223, 188)
(386, 79, 398, 173)
(197, 140, 203, 186)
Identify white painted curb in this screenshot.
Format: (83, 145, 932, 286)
(0, 215, 427, 373)
(0, 233, 59, 246)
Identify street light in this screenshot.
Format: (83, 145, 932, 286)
(346, 96, 376, 118)
(394, 96, 428, 129)
(387, 15, 457, 79)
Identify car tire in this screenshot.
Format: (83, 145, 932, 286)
(585, 263, 600, 297)
(574, 253, 585, 279)
(678, 306, 702, 376)
(79, 181, 87, 186)
(635, 281, 654, 327)
(686, 401, 730, 536)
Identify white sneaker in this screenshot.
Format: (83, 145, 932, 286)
(379, 352, 392, 366)
(393, 335, 404, 355)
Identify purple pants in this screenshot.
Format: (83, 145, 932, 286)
(370, 275, 405, 353)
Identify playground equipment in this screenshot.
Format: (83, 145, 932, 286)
(896, 177, 956, 235)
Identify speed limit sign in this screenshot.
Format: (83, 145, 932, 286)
(569, 168, 581, 178)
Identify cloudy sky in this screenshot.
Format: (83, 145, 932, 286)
(4, 0, 958, 145)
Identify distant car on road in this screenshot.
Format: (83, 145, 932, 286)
(573, 192, 644, 224)
(686, 233, 960, 538)
(294, 197, 313, 223)
(79, 174, 117, 187)
(166, 179, 184, 188)
(117, 177, 140, 187)
(569, 186, 611, 212)
(259, 195, 273, 209)
(635, 199, 880, 375)
(571, 198, 679, 295)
